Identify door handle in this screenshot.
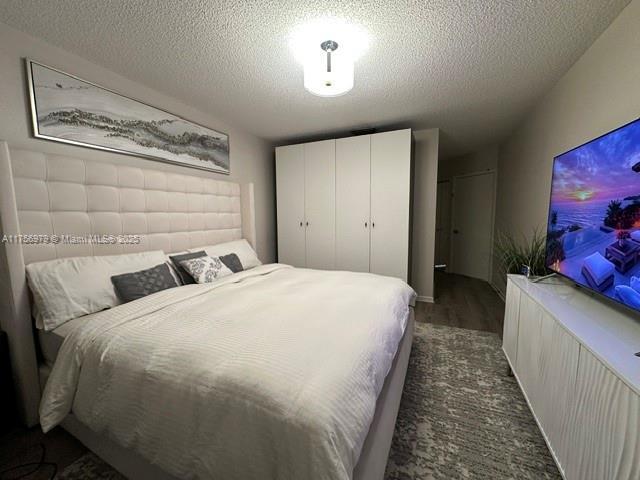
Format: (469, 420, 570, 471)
(372, 222, 375, 228)
(365, 222, 368, 227)
(306, 221, 309, 227)
(299, 221, 303, 227)
(453, 229, 459, 234)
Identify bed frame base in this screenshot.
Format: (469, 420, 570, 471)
(61, 311, 415, 480)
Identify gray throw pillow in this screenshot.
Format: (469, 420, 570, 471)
(111, 263, 178, 303)
(219, 253, 243, 273)
(169, 250, 207, 285)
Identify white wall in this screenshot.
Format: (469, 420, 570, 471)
(439, 146, 498, 182)
(412, 129, 439, 302)
(0, 22, 276, 263)
(493, 0, 640, 294)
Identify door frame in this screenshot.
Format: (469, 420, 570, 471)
(450, 169, 497, 281)
(435, 179, 452, 269)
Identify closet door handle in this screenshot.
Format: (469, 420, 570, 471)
(306, 221, 309, 227)
(299, 221, 303, 227)
(372, 222, 375, 228)
(365, 222, 368, 228)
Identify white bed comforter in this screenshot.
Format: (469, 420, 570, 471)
(40, 264, 415, 480)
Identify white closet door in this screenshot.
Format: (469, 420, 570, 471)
(370, 129, 411, 280)
(450, 171, 495, 281)
(275, 144, 306, 267)
(304, 140, 335, 270)
(336, 135, 371, 272)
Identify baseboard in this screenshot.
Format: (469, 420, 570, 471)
(490, 282, 505, 301)
(416, 295, 434, 303)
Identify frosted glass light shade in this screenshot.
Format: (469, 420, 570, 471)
(303, 49, 354, 97)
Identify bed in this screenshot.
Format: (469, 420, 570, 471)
(0, 142, 415, 480)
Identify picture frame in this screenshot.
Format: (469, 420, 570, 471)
(26, 59, 230, 174)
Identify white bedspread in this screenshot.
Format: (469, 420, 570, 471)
(40, 264, 415, 480)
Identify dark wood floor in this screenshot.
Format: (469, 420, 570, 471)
(0, 271, 505, 478)
(0, 424, 85, 479)
(416, 271, 505, 335)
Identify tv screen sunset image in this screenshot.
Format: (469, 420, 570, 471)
(546, 118, 640, 312)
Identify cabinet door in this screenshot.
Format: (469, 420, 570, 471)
(370, 130, 411, 280)
(275, 145, 306, 267)
(336, 135, 371, 272)
(566, 348, 640, 480)
(304, 140, 336, 270)
(502, 278, 521, 366)
(515, 293, 543, 406)
(536, 311, 579, 472)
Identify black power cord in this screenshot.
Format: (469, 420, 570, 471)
(0, 443, 57, 480)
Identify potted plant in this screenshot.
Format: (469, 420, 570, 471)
(495, 229, 551, 279)
(617, 230, 630, 248)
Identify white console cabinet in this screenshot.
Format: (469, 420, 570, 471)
(503, 275, 640, 480)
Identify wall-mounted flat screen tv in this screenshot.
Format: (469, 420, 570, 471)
(546, 117, 640, 313)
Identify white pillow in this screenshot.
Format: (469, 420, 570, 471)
(582, 252, 615, 286)
(616, 285, 640, 310)
(179, 256, 233, 284)
(189, 239, 261, 270)
(27, 250, 166, 331)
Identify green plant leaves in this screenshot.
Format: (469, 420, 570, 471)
(494, 228, 551, 277)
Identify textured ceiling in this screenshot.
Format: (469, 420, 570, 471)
(0, 0, 631, 157)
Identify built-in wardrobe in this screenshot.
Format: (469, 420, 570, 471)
(275, 129, 412, 281)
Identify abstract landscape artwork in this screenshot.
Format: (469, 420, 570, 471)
(546, 117, 640, 311)
(27, 60, 230, 174)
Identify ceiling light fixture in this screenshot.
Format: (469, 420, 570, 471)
(290, 19, 368, 97)
(304, 39, 353, 97)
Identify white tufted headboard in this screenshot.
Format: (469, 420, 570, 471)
(0, 141, 256, 426)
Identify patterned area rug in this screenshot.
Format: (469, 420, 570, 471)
(57, 323, 561, 479)
(385, 323, 561, 480)
(56, 452, 124, 479)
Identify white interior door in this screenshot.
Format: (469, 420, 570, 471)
(304, 140, 336, 270)
(435, 180, 452, 268)
(336, 135, 371, 272)
(370, 129, 411, 281)
(450, 171, 495, 281)
(275, 144, 306, 267)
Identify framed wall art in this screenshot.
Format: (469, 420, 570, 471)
(26, 59, 230, 174)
